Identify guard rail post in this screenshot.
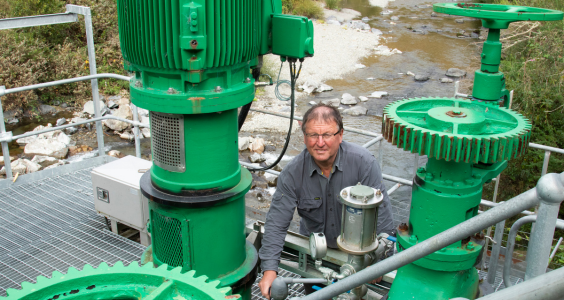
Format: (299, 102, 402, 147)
(525, 172, 564, 280)
(0, 86, 13, 179)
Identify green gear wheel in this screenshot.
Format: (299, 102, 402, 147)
(2, 262, 237, 300)
(382, 97, 531, 164)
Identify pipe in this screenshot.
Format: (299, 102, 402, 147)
(292, 183, 544, 300)
(549, 237, 563, 262)
(525, 173, 564, 280)
(480, 200, 535, 216)
(362, 136, 384, 149)
(487, 220, 506, 285)
(1, 74, 132, 96)
(0, 87, 13, 179)
(382, 174, 412, 186)
(529, 143, 564, 155)
(503, 216, 537, 288)
(131, 103, 141, 158)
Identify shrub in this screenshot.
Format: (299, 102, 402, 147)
(325, 0, 341, 10)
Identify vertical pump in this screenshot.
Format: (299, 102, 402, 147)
(116, 1, 313, 298)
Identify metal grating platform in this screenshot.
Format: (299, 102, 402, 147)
(252, 269, 305, 300)
(0, 159, 146, 296)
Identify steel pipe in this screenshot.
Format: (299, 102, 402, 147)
(293, 179, 547, 300)
(503, 216, 537, 288)
(487, 220, 506, 285)
(131, 104, 141, 158)
(0, 87, 13, 179)
(1, 74, 132, 96)
(480, 200, 535, 216)
(0, 13, 77, 30)
(525, 173, 564, 280)
(382, 174, 412, 186)
(478, 267, 564, 300)
(362, 136, 384, 149)
(529, 143, 564, 155)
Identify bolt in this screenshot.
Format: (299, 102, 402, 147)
(481, 53, 486, 59)
(167, 88, 176, 94)
(417, 167, 425, 173)
(135, 81, 143, 88)
(467, 242, 475, 250)
(341, 190, 348, 198)
(445, 180, 454, 186)
(453, 110, 461, 114)
(375, 189, 382, 196)
(426, 173, 434, 181)
(409, 235, 417, 243)
(245, 77, 251, 83)
(215, 86, 223, 93)
(473, 174, 481, 179)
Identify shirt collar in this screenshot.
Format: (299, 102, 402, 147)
(307, 143, 343, 177)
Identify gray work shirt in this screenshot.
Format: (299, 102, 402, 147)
(259, 141, 394, 272)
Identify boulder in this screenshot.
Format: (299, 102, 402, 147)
(415, 75, 430, 81)
(0, 155, 16, 167)
(371, 28, 383, 35)
(391, 16, 399, 21)
(0, 159, 26, 175)
(102, 104, 133, 131)
(355, 64, 366, 69)
(407, 71, 415, 76)
(267, 176, 278, 187)
(250, 138, 265, 154)
(359, 96, 369, 102)
(327, 20, 341, 26)
(56, 118, 66, 126)
(31, 155, 59, 168)
(249, 152, 266, 163)
(44, 161, 66, 170)
(380, 10, 393, 15)
(321, 98, 341, 108)
(239, 137, 254, 151)
(108, 150, 123, 158)
(57, 132, 72, 146)
(300, 80, 320, 94)
(141, 128, 151, 138)
(440, 77, 454, 83)
(65, 127, 78, 135)
(343, 106, 368, 116)
(369, 91, 388, 98)
(309, 101, 317, 106)
(83, 101, 107, 115)
(446, 68, 467, 78)
(108, 95, 121, 102)
(455, 19, 464, 23)
(318, 84, 333, 92)
(361, 17, 369, 22)
(24, 139, 68, 159)
(16, 124, 53, 146)
(120, 131, 134, 140)
(6, 118, 19, 125)
(39, 105, 57, 115)
(341, 93, 358, 105)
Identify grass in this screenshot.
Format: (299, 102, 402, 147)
(325, 0, 341, 10)
(282, 0, 324, 19)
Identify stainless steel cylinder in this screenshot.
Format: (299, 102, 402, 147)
(337, 184, 383, 254)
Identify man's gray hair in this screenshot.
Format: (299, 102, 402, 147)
(301, 103, 344, 133)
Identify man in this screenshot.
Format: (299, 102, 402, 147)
(258, 104, 394, 298)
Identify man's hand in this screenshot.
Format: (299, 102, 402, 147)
(370, 276, 383, 284)
(259, 270, 278, 299)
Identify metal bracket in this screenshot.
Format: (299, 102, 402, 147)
(0, 86, 5, 97)
(65, 5, 91, 16)
(0, 131, 13, 143)
(298, 251, 308, 272)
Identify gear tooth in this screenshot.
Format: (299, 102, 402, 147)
(207, 279, 221, 288)
(128, 261, 140, 268)
(184, 270, 197, 278)
(113, 261, 125, 268)
(98, 262, 110, 270)
(51, 270, 64, 279)
(66, 267, 79, 275)
(6, 287, 22, 296)
(156, 264, 168, 270)
(142, 262, 155, 269)
(82, 264, 94, 272)
(35, 275, 48, 283)
(20, 281, 35, 290)
(169, 266, 183, 274)
(197, 275, 210, 282)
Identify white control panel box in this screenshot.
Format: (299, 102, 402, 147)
(91, 155, 152, 243)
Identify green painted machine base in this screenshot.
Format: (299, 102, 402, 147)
(388, 263, 479, 300)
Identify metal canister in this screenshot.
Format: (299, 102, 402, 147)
(337, 183, 384, 254)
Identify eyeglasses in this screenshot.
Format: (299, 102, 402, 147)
(305, 131, 341, 141)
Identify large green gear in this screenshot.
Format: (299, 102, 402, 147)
(382, 97, 531, 164)
(2, 262, 236, 300)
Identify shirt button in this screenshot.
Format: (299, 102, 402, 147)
(330, 208, 333, 211)
(332, 224, 334, 227)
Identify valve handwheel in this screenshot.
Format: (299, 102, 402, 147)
(433, 3, 563, 29)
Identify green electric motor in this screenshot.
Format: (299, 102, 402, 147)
(115, 0, 314, 298)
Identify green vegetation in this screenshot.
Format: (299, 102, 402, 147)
(0, 0, 126, 112)
(325, 0, 341, 10)
(487, 0, 564, 215)
(282, 0, 324, 19)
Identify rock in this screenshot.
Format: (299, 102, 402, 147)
(318, 84, 333, 92)
(446, 68, 467, 78)
(24, 139, 68, 159)
(341, 93, 358, 105)
(251, 174, 268, 190)
(56, 118, 66, 126)
(57, 132, 72, 146)
(440, 77, 454, 83)
(407, 71, 415, 76)
(137, 107, 149, 117)
(249, 152, 265, 163)
(389, 22, 396, 25)
(16, 124, 52, 145)
(107, 100, 118, 109)
(0, 159, 41, 175)
(39, 105, 57, 115)
(120, 131, 134, 140)
(264, 145, 276, 152)
(415, 75, 430, 81)
(362, 17, 369, 22)
(108, 150, 123, 158)
(140, 115, 150, 125)
(355, 64, 366, 69)
(369, 91, 388, 98)
(350, 21, 369, 30)
(279, 106, 291, 113)
(102, 104, 133, 131)
(431, 12, 438, 17)
(343, 106, 368, 116)
(309, 101, 317, 106)
(267, 176, 278, 187)
(108, 95, 121, 102)
(6, 118, 19, 124)
(239, 137, 254, 151)
(65, 127, 78, 135)
(0, 155, 16, 167)
(366, 77, 375, 80)
(374, 45, 402, 56)
(141, 127, 151, 138)
(321, 98, 341, 108)
(43, 161, 66, 170)
(61, 103, 68, 109)
(326, 19, 341, 26)
(391, 16, 399, 21)
(455, 19, 464, 23)
(250, 138, 265, 154)
(31, 155, 58, 168)
(83, 101, 107, 115)
(371, 28, 383, 35)
(300, 80, 320, 94)
(4, 109, 21, 119)
(359, 96, 369, 102)
(381, 10, 393, 15)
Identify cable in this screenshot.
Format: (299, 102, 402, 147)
(246, 58, 303, 172)
(274, 62, 292, 101)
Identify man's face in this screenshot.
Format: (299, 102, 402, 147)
(303, 118, 343, 166)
